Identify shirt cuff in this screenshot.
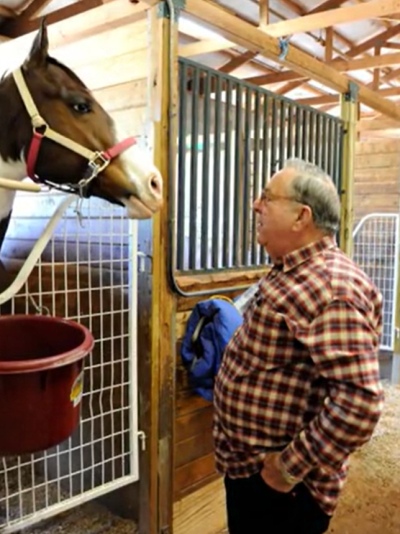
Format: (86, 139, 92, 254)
(280, 438, 314, 480)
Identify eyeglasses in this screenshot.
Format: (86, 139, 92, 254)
(259, 189, 299, 204)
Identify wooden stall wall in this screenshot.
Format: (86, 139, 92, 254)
(173, 272, 265, 534)
(354, 139, 400, 223)
(0, 8, 154, 523)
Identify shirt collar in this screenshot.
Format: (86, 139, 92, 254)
(280, 235, 336, 273)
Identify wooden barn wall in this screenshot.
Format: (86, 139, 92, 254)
(354, 139, 400, 223)
(0, 13, 152, 520)
(172, 271, 265, 527)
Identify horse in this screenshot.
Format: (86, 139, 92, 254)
(0, 20, 163, 304)
(0, 20, 163, 247)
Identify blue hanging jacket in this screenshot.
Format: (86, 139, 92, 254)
(180, 298, 243, 402)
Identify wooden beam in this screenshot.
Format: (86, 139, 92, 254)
(0, 0, 154, 56)
(219, 50, 257, 74)
(325, 27, 333, 62)
(179, 38, 234, 57)
(247, 51, 400, 86)
(297, 86, 400, 106)
(182, 0, 400, 120)
(0, 0, 157, 38)
(259, 0, 269, 28)
(383, 41, 400, 50)
(262, 0, 400, 38)
(19, 0, 52, 20)
(373, 46, 381, 90)
(358, 117, 400, 131)
(246, 22, 400, 90)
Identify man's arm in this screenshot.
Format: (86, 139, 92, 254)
(280, 299, 384, 481)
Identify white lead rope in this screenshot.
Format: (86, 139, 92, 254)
(0, 177, 41, 192)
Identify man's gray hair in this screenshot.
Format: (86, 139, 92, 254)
(284, 158, 341, 234)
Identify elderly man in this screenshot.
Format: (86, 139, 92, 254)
(213, 159, 384, 534)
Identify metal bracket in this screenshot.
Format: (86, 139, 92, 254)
(344, 81, 359, 103)
(158, 0, 185, 19)
(137, 430, 147, 451)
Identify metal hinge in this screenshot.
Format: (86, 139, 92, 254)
(137, 430, 147, 451)
(395, 327, 400, 339)
(158, 0, 185, 19)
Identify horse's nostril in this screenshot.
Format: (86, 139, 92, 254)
(149, 172, 162, 198)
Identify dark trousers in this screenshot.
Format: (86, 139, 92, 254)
(224, 473, 331, 534)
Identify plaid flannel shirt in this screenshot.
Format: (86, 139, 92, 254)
(213, 236, 384, 515)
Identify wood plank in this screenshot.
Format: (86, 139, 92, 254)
(179, 38, 234, 57)
(175, 431, 214, 468)
(180, 0, 400, 120)
(354, 183, 400, 194)
(176, 391, 212, 417)
(93, 80, 148, 113)
(263, 0, 400, 38)
(176, 405, 214, 443)
(73, 49, 148, 91)
(356, 140, 400, 154)
(0, 0, 150, 62)
(355, 153, 400, 169)
(174, 453, 217, 495)
(176, 310, 192, 340)
(173, 477, 226, 534)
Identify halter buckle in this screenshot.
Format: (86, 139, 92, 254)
(87, 151, 111, 177)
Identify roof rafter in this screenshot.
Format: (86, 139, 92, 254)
(177, 0, 400, 119)
(263, 0, 400, 38)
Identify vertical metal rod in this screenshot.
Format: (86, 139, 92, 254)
(321, 115, 327, 171)
(301, 108, 308, 161)
(294, 107, 301, 158)
(308, 111, 315, 163)
(212, 75, 222, 268)
(279, 100, 286, 167)
(223, 79, 232, 268)
(233, 83, 243, 267)
(200, 70, 211, 269)
(327, 118, 335, 177)
(242, 87, 252, 266)
(315, 113, 321, 166)
(177, 63, 187, 270)
(251, 91, 261, 264)
(188, 67, 200, 270)
(270, 99, 278, 175)
(287, 104, 293, 160)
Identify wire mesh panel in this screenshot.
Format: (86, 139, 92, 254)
(176, 57, 344, 274)
(0, 190, 139, 532)
(353, 214, 399, 350)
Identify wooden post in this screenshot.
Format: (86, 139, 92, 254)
(145, 2, 179, 533)
(339, 82, 358, 256)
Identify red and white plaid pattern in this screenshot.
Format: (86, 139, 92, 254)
(214, 236, 384, 515)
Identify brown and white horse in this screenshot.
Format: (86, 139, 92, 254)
(0, 21, 163, 254)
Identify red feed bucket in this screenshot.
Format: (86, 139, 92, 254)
(0, 315, 94, 456)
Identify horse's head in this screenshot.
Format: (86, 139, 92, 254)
(5, 21, 163, 219)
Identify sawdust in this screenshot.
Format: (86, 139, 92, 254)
(17, 501, 138, 534)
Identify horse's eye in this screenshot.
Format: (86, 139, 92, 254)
(72, 102, 92, 114)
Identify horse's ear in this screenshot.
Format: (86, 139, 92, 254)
(26, 18, 48, 67)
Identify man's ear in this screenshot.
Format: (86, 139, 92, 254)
(293, 205, 313, 231)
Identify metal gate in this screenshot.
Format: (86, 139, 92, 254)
(174, 57, 344, 278)
(353, 213, 399, 350)
(0, 190, 140, 532)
